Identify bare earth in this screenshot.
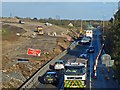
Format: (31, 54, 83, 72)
(1, 18, 71, 88)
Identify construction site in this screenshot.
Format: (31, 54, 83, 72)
(1, 17, 77, 88)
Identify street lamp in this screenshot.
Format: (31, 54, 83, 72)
(112, 2, 115, 24)
(80, 20, 83, 30)
(103, 19, 105, 34)
(102, 15, 106, 35)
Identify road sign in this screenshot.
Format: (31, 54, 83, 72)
(27, 48, 41, 56)
(102, 59, 106, 64)
(101, 54, 111, 64)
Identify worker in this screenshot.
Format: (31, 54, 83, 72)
(102, 68, 105, 74)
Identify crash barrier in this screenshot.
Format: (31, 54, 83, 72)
(69, 41, 79, 50)
(18, 41, 79, 90)
(93, 43, 104, 78)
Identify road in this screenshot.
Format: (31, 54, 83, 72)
(91, 29, 120, 89)
(34, 43, 89, 90)
(33, 28, 120, 90)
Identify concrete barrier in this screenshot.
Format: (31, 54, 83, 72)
(18, 41, 79, 90)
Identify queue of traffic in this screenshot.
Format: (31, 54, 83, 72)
(42, 29, 94, 88)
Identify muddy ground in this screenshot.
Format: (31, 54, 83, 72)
(1, 18, 71, 88)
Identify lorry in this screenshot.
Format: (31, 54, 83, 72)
(64, 58, 88, 88)
(37, 26, 44, 35)
(85, 30, 93, 38)
(80, 37, 91, 45)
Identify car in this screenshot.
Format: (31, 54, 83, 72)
(88, 46, 94, 53)
(54, 60, 64, 70)
(44, 70, 58, 84)
(86, 36, 92, 42)
(79, 53, 88, 59)
(80, 37, 90, 45)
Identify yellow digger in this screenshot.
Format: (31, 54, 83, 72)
(37, 26, 44, 35)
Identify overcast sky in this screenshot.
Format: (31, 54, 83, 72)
(2, 2, 119, 20)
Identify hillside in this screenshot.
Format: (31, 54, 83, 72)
(1, 17, 71, 88)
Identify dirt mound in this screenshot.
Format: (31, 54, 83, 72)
(1, 17, 19, 23)
(44, 25, 67, 34)
(57, 37, 71, 49)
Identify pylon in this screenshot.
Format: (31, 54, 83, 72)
(93, 65, 97, 73)
(94, 71, 97, 79)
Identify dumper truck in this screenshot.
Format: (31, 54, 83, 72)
(37, 26, 44, 35)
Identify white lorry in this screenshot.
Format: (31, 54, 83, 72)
(85, 30, 93, 38)
(64, 58, 88, 88)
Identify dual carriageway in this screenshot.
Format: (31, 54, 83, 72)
(19, 28, 119, 90)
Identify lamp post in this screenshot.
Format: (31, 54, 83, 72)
(103, 19, 104, 34)
(80, 20, 83, 30)
(112, 2, 115, 24)
(102, 15, 106, 35)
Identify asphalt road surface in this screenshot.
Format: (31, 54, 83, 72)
(33, 28, 120, 90)
(91, 29, 120, 89)
(34, 40, 90, 90)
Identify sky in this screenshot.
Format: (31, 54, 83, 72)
(2, 1, 119, 20)
(1, 0, 120, 2)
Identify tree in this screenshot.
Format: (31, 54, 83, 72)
(109, 18, 113, 23)
(33, 17, 38, 21)
(105, 9, 120, 83)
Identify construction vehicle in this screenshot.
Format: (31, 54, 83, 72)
(37, 26, 44, 35)
(70, 29, 85, 40)
(64, 58, 88, 88)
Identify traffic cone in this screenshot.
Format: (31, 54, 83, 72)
(94, 71, 97, 79)
(93, 65, 96, 72)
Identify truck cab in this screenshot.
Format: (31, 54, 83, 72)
(64, 58, 88, 88)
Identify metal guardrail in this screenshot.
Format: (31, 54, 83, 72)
(18, 41, 79, 90)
